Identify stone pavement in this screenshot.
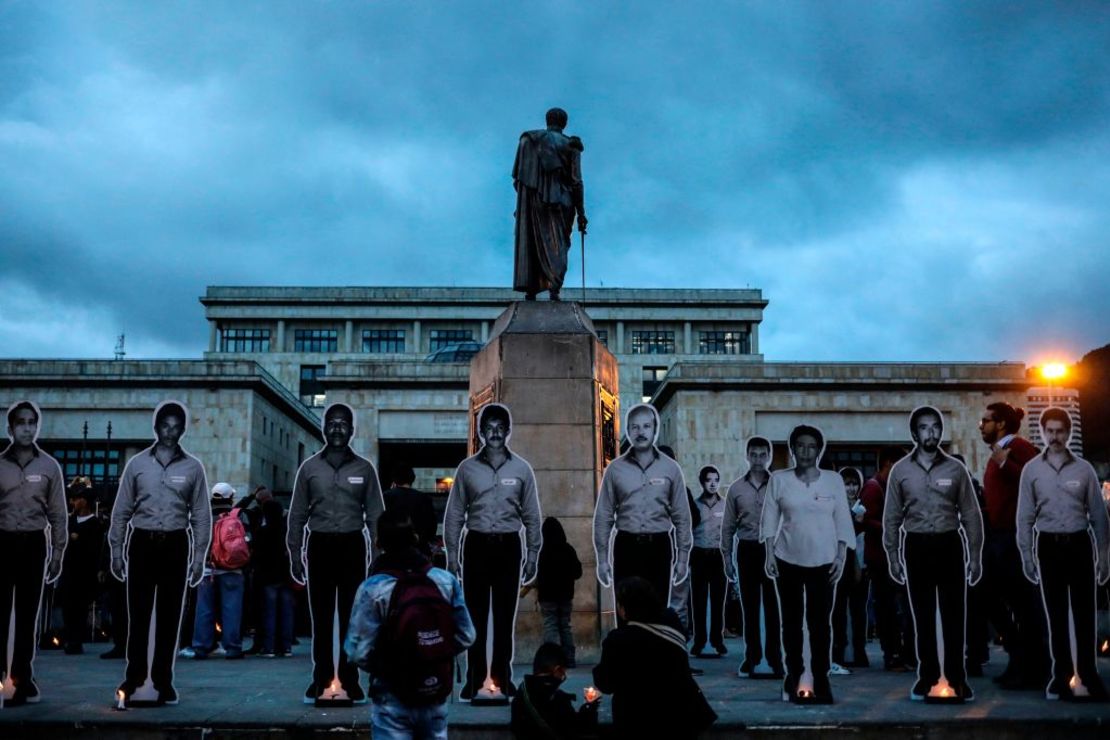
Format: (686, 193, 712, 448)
(1, 636, 1108, 738)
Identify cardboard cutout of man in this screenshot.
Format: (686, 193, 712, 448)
(884, 406, 983, 703)
(1017, 407, 1110, 702)
(108, 401, 210, 706)
(593, 403, 693, 620)
(287, 402, 384, 705)
(722, 436, 783, 679)
(761, 424, 854, 704)
(0, 401, 67, 706)
(444, 403, 543, 700)
(690, 464, 728, 657)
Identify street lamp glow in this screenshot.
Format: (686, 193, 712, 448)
(1041, 363, 1067, 381)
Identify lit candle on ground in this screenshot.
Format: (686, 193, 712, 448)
(116, 690, 127, 711)
(584, 686, 600, 703)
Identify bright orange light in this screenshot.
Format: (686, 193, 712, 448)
(1041, 363, 1067, 381)
(1069, 675, 1079, 689)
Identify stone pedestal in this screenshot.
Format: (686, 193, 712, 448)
(468, 301, 620, 661)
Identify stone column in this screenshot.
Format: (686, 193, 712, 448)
(412, 320, 422, 354)
(684, 321, 693, 354)
(469, 301, 619, 661)
(276, 320, 286, 352)
(208, 321, 218, 352)
(615, 320, 625, 354)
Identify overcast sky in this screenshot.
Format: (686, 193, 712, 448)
(2, 1, 1108, 365)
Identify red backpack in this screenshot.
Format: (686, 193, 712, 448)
(210, 508, 250, 569)
(379, 563, 458, 705)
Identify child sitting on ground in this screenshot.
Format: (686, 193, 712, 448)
(511, 642, 599, 740)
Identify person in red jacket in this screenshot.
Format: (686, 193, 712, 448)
(860, 446, 913, 672)
(979, 401, 1049, 689)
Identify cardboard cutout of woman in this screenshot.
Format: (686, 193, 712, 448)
(593, 403, 693, 618)
(832, 467, 869, 671)
(286, 402, 384, 705)
(722, 436, 783, 679)
(1017, 407, 1110, 702)
(443, 403, 543, 701)
(0, 401, 67, 707)
(883, 406, 983, 703)
(108, 401, 210, 707)
(760, 424, 854, 704)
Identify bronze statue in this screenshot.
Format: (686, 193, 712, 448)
(512, 108, 587, 301)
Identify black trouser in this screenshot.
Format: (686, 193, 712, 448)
(776, 559, 834, 679)
(737, 539, 781, 669)
(690, 547, 726, 650)
(985, 530, 1049, 678)
(462, 531, 522, 691)
(106, 576, 129, 650)
(613, 531, 673, 625)
(832, 552, 868, 664)
(62, 569, 99, 648)
(869, 561, 911, 663)
(904, 530, 967, 685)
(124, 529, 189, 691)
(1037, 531, 1099, 686)
(306, 531, 367, 690)
(0, 530, 47, 688)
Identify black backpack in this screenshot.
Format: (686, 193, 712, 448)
(379, 563, 458, 705)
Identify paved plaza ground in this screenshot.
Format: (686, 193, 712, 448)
(1, 635, 1108, 738)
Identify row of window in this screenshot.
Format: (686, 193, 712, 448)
(223, 328, 476, 354)
(223, 327, 749, 355)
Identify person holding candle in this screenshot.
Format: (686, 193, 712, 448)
(510, 642, 599, 739)
(287, 402, 385, 704)
(1017, 407, 1109, 701)
(108, 401, 210, 706)
(722, 436, 783, 678)
(443, 403, 543, 700)
(760, 424, 855, 704)
(0, 401, 67, 706)
(884, 406, 983, 703)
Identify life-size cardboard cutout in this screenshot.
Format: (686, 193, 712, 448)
(722, 436, 783, 679)
(286, 402, 384, 706)
(593, 403, 693, 616)
(883, 406, 983, 704)
(108, 400, 211, 708)
(760, 424, 854, 704)
(832, 467, 869, 670)
(1017, 407, 1110, 702)
(443, 403, 543, 703)
(689, 464, 728, 658)
(0, 400, 67, 707)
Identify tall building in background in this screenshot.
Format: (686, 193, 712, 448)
(1027, 386, 1085, 456)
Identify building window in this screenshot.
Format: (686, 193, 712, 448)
(50, 447, 122, 483)
(595, 330, 608, 347)
(299, 364, 326, 407)
(429, 329, 474, 351)
(699, 330, 750, 355)
(631, 331, 675, 355)
(362, 329, 406, 353)
(642, 366, 668, 401)
(294, 329, 338, 353)
(221, 328, 270, 353)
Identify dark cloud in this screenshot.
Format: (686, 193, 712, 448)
(1, 1, 1108, 362)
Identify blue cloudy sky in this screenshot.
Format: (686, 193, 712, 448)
(2, 1, 1108, 364)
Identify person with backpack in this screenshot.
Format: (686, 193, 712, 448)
(183, 482, 250, 659)
(345, 508, 475, 739)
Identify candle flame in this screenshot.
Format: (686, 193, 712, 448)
(1102, 640, 1109, 653)
(329, 678, 342, 692)
(584, 686, 600, 703)
(1069, 675, 1079, 689)
(52, 636, 60, 646)
(928, 678, 956, 698)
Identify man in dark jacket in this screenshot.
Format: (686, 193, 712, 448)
(593, 577, 717, 740)
(61, 479, 105, 654)
(511, 642, 598, 739)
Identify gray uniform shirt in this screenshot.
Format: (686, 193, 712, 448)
(592, 449, 693, 569)
(760, 468, 855, 567)
(1017, 451, 1110, 567)
(286, 447, 384, 558)
(721, 473, 768, 560)
(693, 493, 726, 549)
(108, 445, 211, 567)
(0, 446, 68, 559)
(882, 450, 984, 566)
(443, 449, 543, 569)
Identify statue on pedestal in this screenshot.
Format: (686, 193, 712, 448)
(513, 107, 587, 301)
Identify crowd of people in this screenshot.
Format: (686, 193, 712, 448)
(2, 397, 1110, 740)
